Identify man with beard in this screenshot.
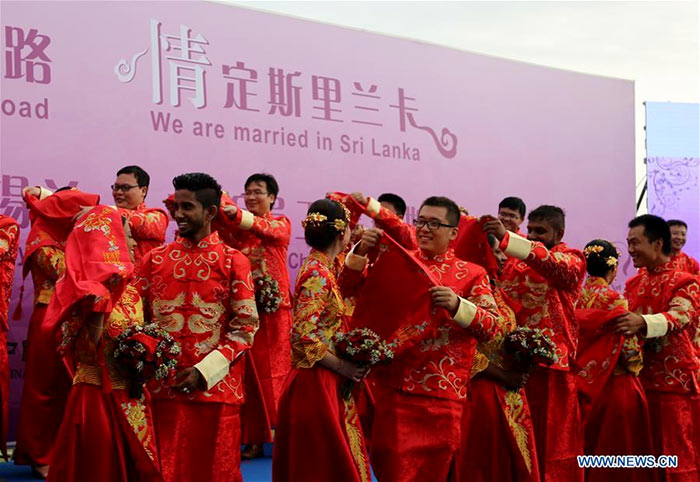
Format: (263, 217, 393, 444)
(483, 205, 585, 482)
(136, 173, 259, 482)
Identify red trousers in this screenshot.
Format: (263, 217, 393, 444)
(14, 304, 71, 465)
(646, 391, 700, 482)
(370, 385, 462, 482)
(153, 399, 241, 482)
(525, 368, 583, 482)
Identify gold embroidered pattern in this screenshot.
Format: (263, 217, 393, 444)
(343, 397, 371, 482)
(503, 390, 533, 474)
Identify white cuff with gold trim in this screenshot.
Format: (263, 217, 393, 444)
(366, 197, 381, 218)
(503, 232, 533, 260)
(344, 245, 368, 271)
(38, 186, 54, 200)
(642, 314, 669, 338)
(453, 297, 477, 328)
(239, 210, 255, 230)
(194, 350, 230, 390)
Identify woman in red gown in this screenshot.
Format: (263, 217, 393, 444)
(272, 199, 371, 482)
(576, 239, 658, 482)
(44, 206, 163, 482)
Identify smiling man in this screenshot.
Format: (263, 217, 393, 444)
(615, 214, 700, 481)
(340, 196, 499, 482)
(667, 219, 700, 275)
(111, 165, 168, 263)
(136, 172, 259, 482)
(497, 196, 526, 235)
(483, 204, 586, 482)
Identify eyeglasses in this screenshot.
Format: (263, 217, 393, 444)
(413, 219, 456, 231)
(244, 190, 268, 197)
(111, 184, 140, 193)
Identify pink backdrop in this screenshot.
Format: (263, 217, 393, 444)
(0, 1, 635, 440)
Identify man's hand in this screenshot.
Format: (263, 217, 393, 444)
(222, 204, 238, 218)
(174, 367, 205, 394)
(430, 286, 460, 316)
(350, 192, 368, 207)
(480, 215, 507, 241)
(614, 312, 646, 336)
(22, 186, 41, 199)
(354, 228, 383, 256)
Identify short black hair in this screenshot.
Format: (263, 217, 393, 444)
(55, 186, 74, 193)
(667, 219, 688, 230)
(499, 196, 526, 218)
(245, 173, 279, 208)
(117, 165, 150, 188)
(419, 196, 460, 227)
(629, 214, 671, 255)
(529, 205, 566, 232)
(303, 199, 348, 251)
(172, 172, 222, 211)
(583, 239, 619, 277)
(377, 193, 407, 218)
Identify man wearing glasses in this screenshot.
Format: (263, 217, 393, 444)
(341, 196, 499, 482)
(218, 173, 292, 459)
(111, 165, 168, 263)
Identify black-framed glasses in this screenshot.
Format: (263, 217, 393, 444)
(244, 190, 269, 197)
(111, 184, 139, 193)
(413, 219, 456, 231)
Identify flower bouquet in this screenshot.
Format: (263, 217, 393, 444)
(502, 327, 558, 372)
(255, 273, 283, 314)
(113, 323, 182, 398)
(333, 328, 395, 400)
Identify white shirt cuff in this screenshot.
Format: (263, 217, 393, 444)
(366, 197, 381, 218)
(453, 297, 477, 328)
(642, 314, 669, 338)
(239, 210, 255, 230)
(194, 350, 230, 390)
(503, 232, 533, 260)
(344, 244, 368, 271)
(38, 186, 54, 200)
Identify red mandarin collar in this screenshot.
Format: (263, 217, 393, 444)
(176, 231, 222, 250)
(648, 258, 674, 275)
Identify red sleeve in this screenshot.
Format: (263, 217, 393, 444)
(120, 208, 168, 244)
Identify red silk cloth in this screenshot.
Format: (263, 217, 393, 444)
(525, 368, 583, 482)
(154, 399, 242, 482)
(348, 234, 450, 355)
(575, 305, 628, 416)
(369, 385, 462, 482)
(583, 373, 658, 482)
(13, 304, 71, 466)
(240, 352, 272, 444)
(273, 366, 371, 482)
(451, 214, 499, 277)
(460, 378, 540, 482)
(23, 189, 100, 274)
(47, 384, 163, 482)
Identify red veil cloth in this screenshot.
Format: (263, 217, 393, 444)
(347, 234, 450, 355)
(14, 188, 99, 466)
(43, 206, 162, 482)
(450, 214, 499, 277)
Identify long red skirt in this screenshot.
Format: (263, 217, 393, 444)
(153, 398, 242, 482)
(460, 377, 540, 482)
(525, 368, 583, 482)
(272, 366, 371, 482)
(583, 373, 659, 482)
(47, 384, 162, 482)
(370, 385, 462, 482)
(14, 304, 71, 466)
(646, 391, 700, 482)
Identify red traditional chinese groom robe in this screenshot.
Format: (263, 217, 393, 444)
(625, 261, 700, 482)
(118, 202, 168, 263)
(498, 231, 586, 482)
(136, 231, 259, 482)
(215, 205, 292, 429)
(340, 235, 499, 482)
